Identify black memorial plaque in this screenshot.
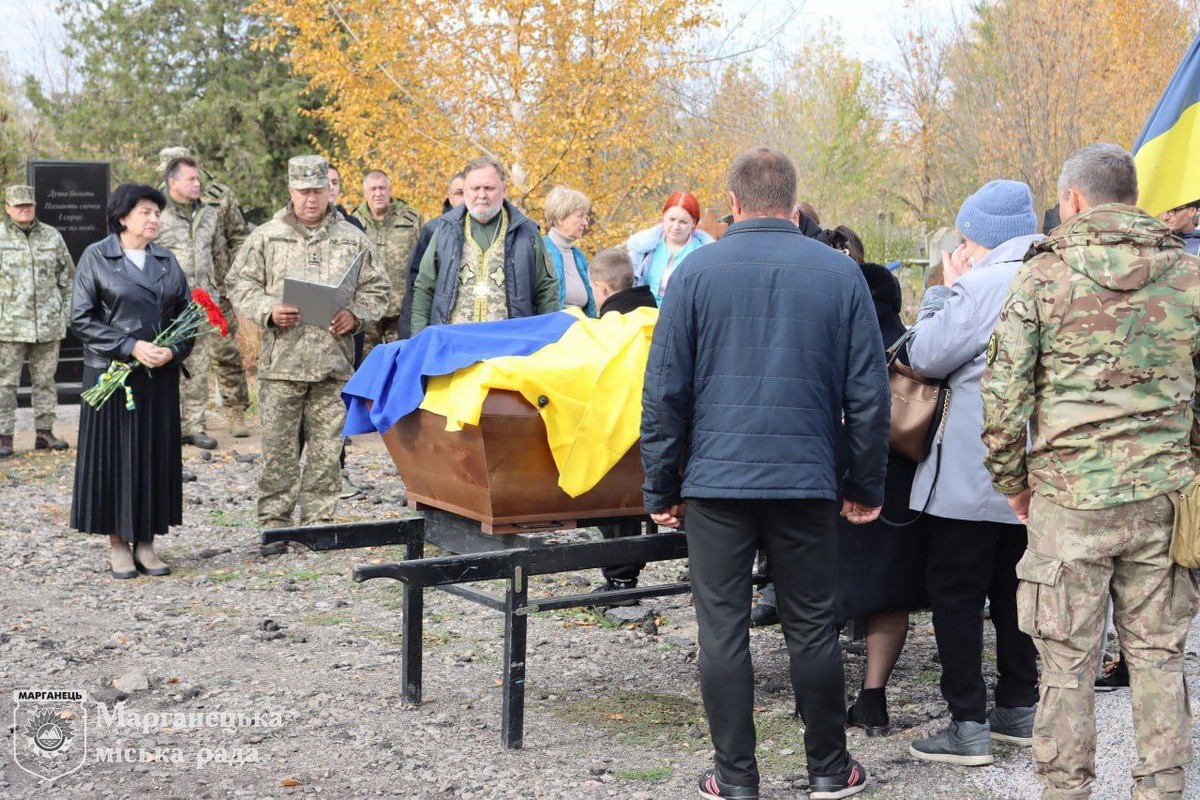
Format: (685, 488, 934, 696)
(16, 161, 111, 405)
(28, 160, 110, 263)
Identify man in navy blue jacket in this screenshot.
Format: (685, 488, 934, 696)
(641, 147, 890, 800)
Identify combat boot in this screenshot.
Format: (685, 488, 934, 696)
(226, 406, 250, 438)
(0, 434, 12, 458)
(35, 429, 68, 450)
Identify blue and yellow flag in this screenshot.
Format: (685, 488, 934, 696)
(342, 307, 658, 497)
(421, 307, 657, 497)
(1133, 31, 1200, 217)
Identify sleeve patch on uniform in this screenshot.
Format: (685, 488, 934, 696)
(986, 332, 999, 366)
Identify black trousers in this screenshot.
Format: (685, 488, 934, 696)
(687, 498, 850, 786)
(599, 519, 646, 582)
(925, 514, 1039, 721)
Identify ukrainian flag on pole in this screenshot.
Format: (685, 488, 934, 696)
(1133, 31, 1200, 217)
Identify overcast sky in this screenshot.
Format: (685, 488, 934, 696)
(725, 0, 970, 65)
(0, 0, 972, 82)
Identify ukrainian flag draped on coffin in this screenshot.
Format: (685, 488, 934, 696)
(341, 308, 657, 497)
(1133, 31, 1200, 217)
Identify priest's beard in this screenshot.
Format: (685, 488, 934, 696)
(468, 203, 501, 224)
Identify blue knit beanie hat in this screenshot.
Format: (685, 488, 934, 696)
(955, 180, 1038, 249)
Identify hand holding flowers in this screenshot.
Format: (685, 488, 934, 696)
(82, 288, 229, 410)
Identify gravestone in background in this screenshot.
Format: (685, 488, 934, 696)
(28, 161, 110, 264)
(18, 161, 111, 405)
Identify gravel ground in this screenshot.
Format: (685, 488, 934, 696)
(2, 405, 1198, 799)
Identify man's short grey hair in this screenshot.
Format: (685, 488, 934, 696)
(1057, 144, 1138, 206)
(463, 156, 506, 183)
(363, 169, 390, 185)
(728, 147, 797, 216)
(164, 155, 198, 183)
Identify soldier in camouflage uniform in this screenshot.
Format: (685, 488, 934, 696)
(226, 155, 388, 528)
(0, 184, 74, 457)
(410, 156, 559, 334)
(158, 155, 226, 449)
(157, 146, 252, 436)
(982, 144, 1200, 800)
(353, 169, 421, 354)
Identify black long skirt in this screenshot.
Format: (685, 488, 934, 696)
(835, 453, 929, 620)
(71, 363, 183, 542)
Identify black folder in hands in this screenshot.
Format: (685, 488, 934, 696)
(282, 252, 365, 328)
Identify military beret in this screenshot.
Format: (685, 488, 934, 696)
(5, 184, 35, 206)
(288, 155, 329, 190)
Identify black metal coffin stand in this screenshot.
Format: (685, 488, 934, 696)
(261, 509, 695, 749)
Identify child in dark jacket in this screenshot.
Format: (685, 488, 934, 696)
(592, 246, 657, 316)
(588, 248, 658, 600)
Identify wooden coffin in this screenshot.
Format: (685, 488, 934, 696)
(380, 389, 646, 533)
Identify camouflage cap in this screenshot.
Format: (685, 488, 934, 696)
(5, 184, 34, 206)
(157, 146, 192, 173)
(288, 155, 329, 190)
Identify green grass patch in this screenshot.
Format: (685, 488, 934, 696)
(287, 568, 327, 581)
(531, 606, 621, 629)
(206, 509, 251, 528)
(554, 691, 701, 747)
(185, 602, 243, 617)
(3, 451, 73, 481)
(613, 765, 673, 781)
(206, 569, 242, 583)
(916, 668, 942, 685)
(362, 626, 458, 648)
(366, 545, 414, 562)
(555, 691, 802, 770)
(304, 614, 352, 626)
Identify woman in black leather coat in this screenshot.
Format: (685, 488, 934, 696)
(70, 184, 193, 579)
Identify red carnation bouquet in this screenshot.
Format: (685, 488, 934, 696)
(81, 288, 229, 410)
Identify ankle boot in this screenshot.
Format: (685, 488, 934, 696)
(0, 434, 12, 458)
(226, 406, 250, 438)
(110, 541, 138, 579)
(847, 686, 890, 737)
(35, 429, 68, 450)
(133, 541, 172, 576)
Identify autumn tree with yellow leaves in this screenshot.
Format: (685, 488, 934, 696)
(252, 0, 724, 239)
(892, 0, 1197, 223)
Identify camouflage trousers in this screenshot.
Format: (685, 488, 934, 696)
(0, 339, 60, 435)
(1020, 493, 1199, 800)
(211, 296, 250, 409)
(179, 333, 211, 436)
(257, 378, 345, 528)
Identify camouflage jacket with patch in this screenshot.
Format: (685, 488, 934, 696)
(156, 199, 225, 294)
(202, 178, 250, 271)
(226, 204, 388, 382)
(0, 216, 75, 343)
(353, 200, 422, 318)
(981, 203, 1200, 509)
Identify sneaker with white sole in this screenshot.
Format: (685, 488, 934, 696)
(809, 758, 869, 799)
(988, 704, 1035, 746)
(909, 720, 995, 766)
(696, 768, 758, 799)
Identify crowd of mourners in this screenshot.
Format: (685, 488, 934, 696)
(0, 139, 1198, 800)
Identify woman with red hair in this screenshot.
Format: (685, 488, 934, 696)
(625, 191, 714, 305)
